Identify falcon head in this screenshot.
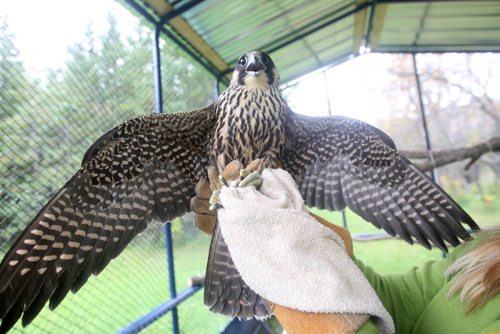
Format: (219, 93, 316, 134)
(231, 51, 279, 89)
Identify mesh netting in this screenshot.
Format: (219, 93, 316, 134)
(0, 2, 228, 333)
(2, 1, 500, 333)
(285, 52, 500, 213)
(285, 52, 500, 274)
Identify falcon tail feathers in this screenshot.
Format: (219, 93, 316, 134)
(204, 223, 271, 319)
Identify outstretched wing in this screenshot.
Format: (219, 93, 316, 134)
(204, 223, 271, 319)
(0, 105, 216, 332)
(282, 109, 479, 252)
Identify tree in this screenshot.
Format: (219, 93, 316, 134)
(0, 17, 34, 121)
(376, 53, 500, 195)
(0, 13, 218, 248)
(0, 18, 47, 248)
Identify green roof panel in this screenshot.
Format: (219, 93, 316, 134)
(121, 0, 500, 84)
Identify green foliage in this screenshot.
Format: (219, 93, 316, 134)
(0, 15, 215, 250)
(1, 11, 219, 333)
(3, 11, 497, 334)
(0, 20, 35, 122)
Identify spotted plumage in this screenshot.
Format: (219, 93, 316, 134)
(0, 107, 216, 332)
(0, 51, 479, 332)
(211, 51, 285, 169)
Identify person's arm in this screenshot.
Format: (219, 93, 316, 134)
(308, 214, 447, 332)
(355, 258, 428, 333)
(354, 253, 457, 333)
(271, 212, 368, 334)
(480, 320, 500, 334)
(309, 212, 353, 257)
(193, 162, 373, 334)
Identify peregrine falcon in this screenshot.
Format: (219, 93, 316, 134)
(0, 51, 479, 332)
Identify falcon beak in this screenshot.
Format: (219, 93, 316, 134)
(245, 54, 266, 76)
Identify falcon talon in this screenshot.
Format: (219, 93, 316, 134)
(209, 189, 222, 211)
(239, 171, 263, 188)
(209, 203, 223, 210)
(240, 169, 250, 179)
(219, 175, 228, 187)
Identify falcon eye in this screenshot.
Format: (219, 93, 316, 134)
(238, 56, 247, 66)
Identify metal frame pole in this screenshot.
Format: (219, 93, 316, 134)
(323, 71, 332, 117)
(164, 223, 179, 334)
(412, 54, 448, 259)
(412, 53, 438, 182)
(154, 27, 164, 114)
(323, 70, 348, 228)
(214, 75, 222, 100)
(153, 24, 179, 334)
(363, 0, 378, 52)
(118, 285, 202, 333)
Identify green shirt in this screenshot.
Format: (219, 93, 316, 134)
(356, 237, 500, 334)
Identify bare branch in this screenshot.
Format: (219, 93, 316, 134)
(432, 76, 500, 127)
(401, 137, 500, 171)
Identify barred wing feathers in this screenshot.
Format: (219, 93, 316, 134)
(0, 105, 216, 332)
(282, 109, 479, 252)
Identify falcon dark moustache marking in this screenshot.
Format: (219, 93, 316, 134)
(0, 51, 479, 332)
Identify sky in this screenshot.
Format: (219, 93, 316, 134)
(2, 0, 499, 126)
(1, 0, 137, 77)
(0, 0, 392, 125)
(285, 54, 395, 123)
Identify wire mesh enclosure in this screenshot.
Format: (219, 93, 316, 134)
(0, 3, 228, 333)
(285, 52, 500, 271)
(1, 0, 500, 333)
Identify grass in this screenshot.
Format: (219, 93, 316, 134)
(312, 192, 500, 275)
(8, 193, 499, 333)
(10, 225, 229, 334)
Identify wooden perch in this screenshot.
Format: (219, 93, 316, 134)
(400, 137, 500, 171)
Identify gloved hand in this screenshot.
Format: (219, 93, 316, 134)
(216, 163, 393, 334)
(190, 177, 216, 235)
(191, 160, 355, 250)
(193, 161, 394, 333)
(194, 160, 390, 334)
(271, 210, 366, 334)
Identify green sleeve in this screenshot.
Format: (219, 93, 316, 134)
(480, 320, 500, 334)
(354, 256, 450, 333)
(355, 239, 485, 334)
